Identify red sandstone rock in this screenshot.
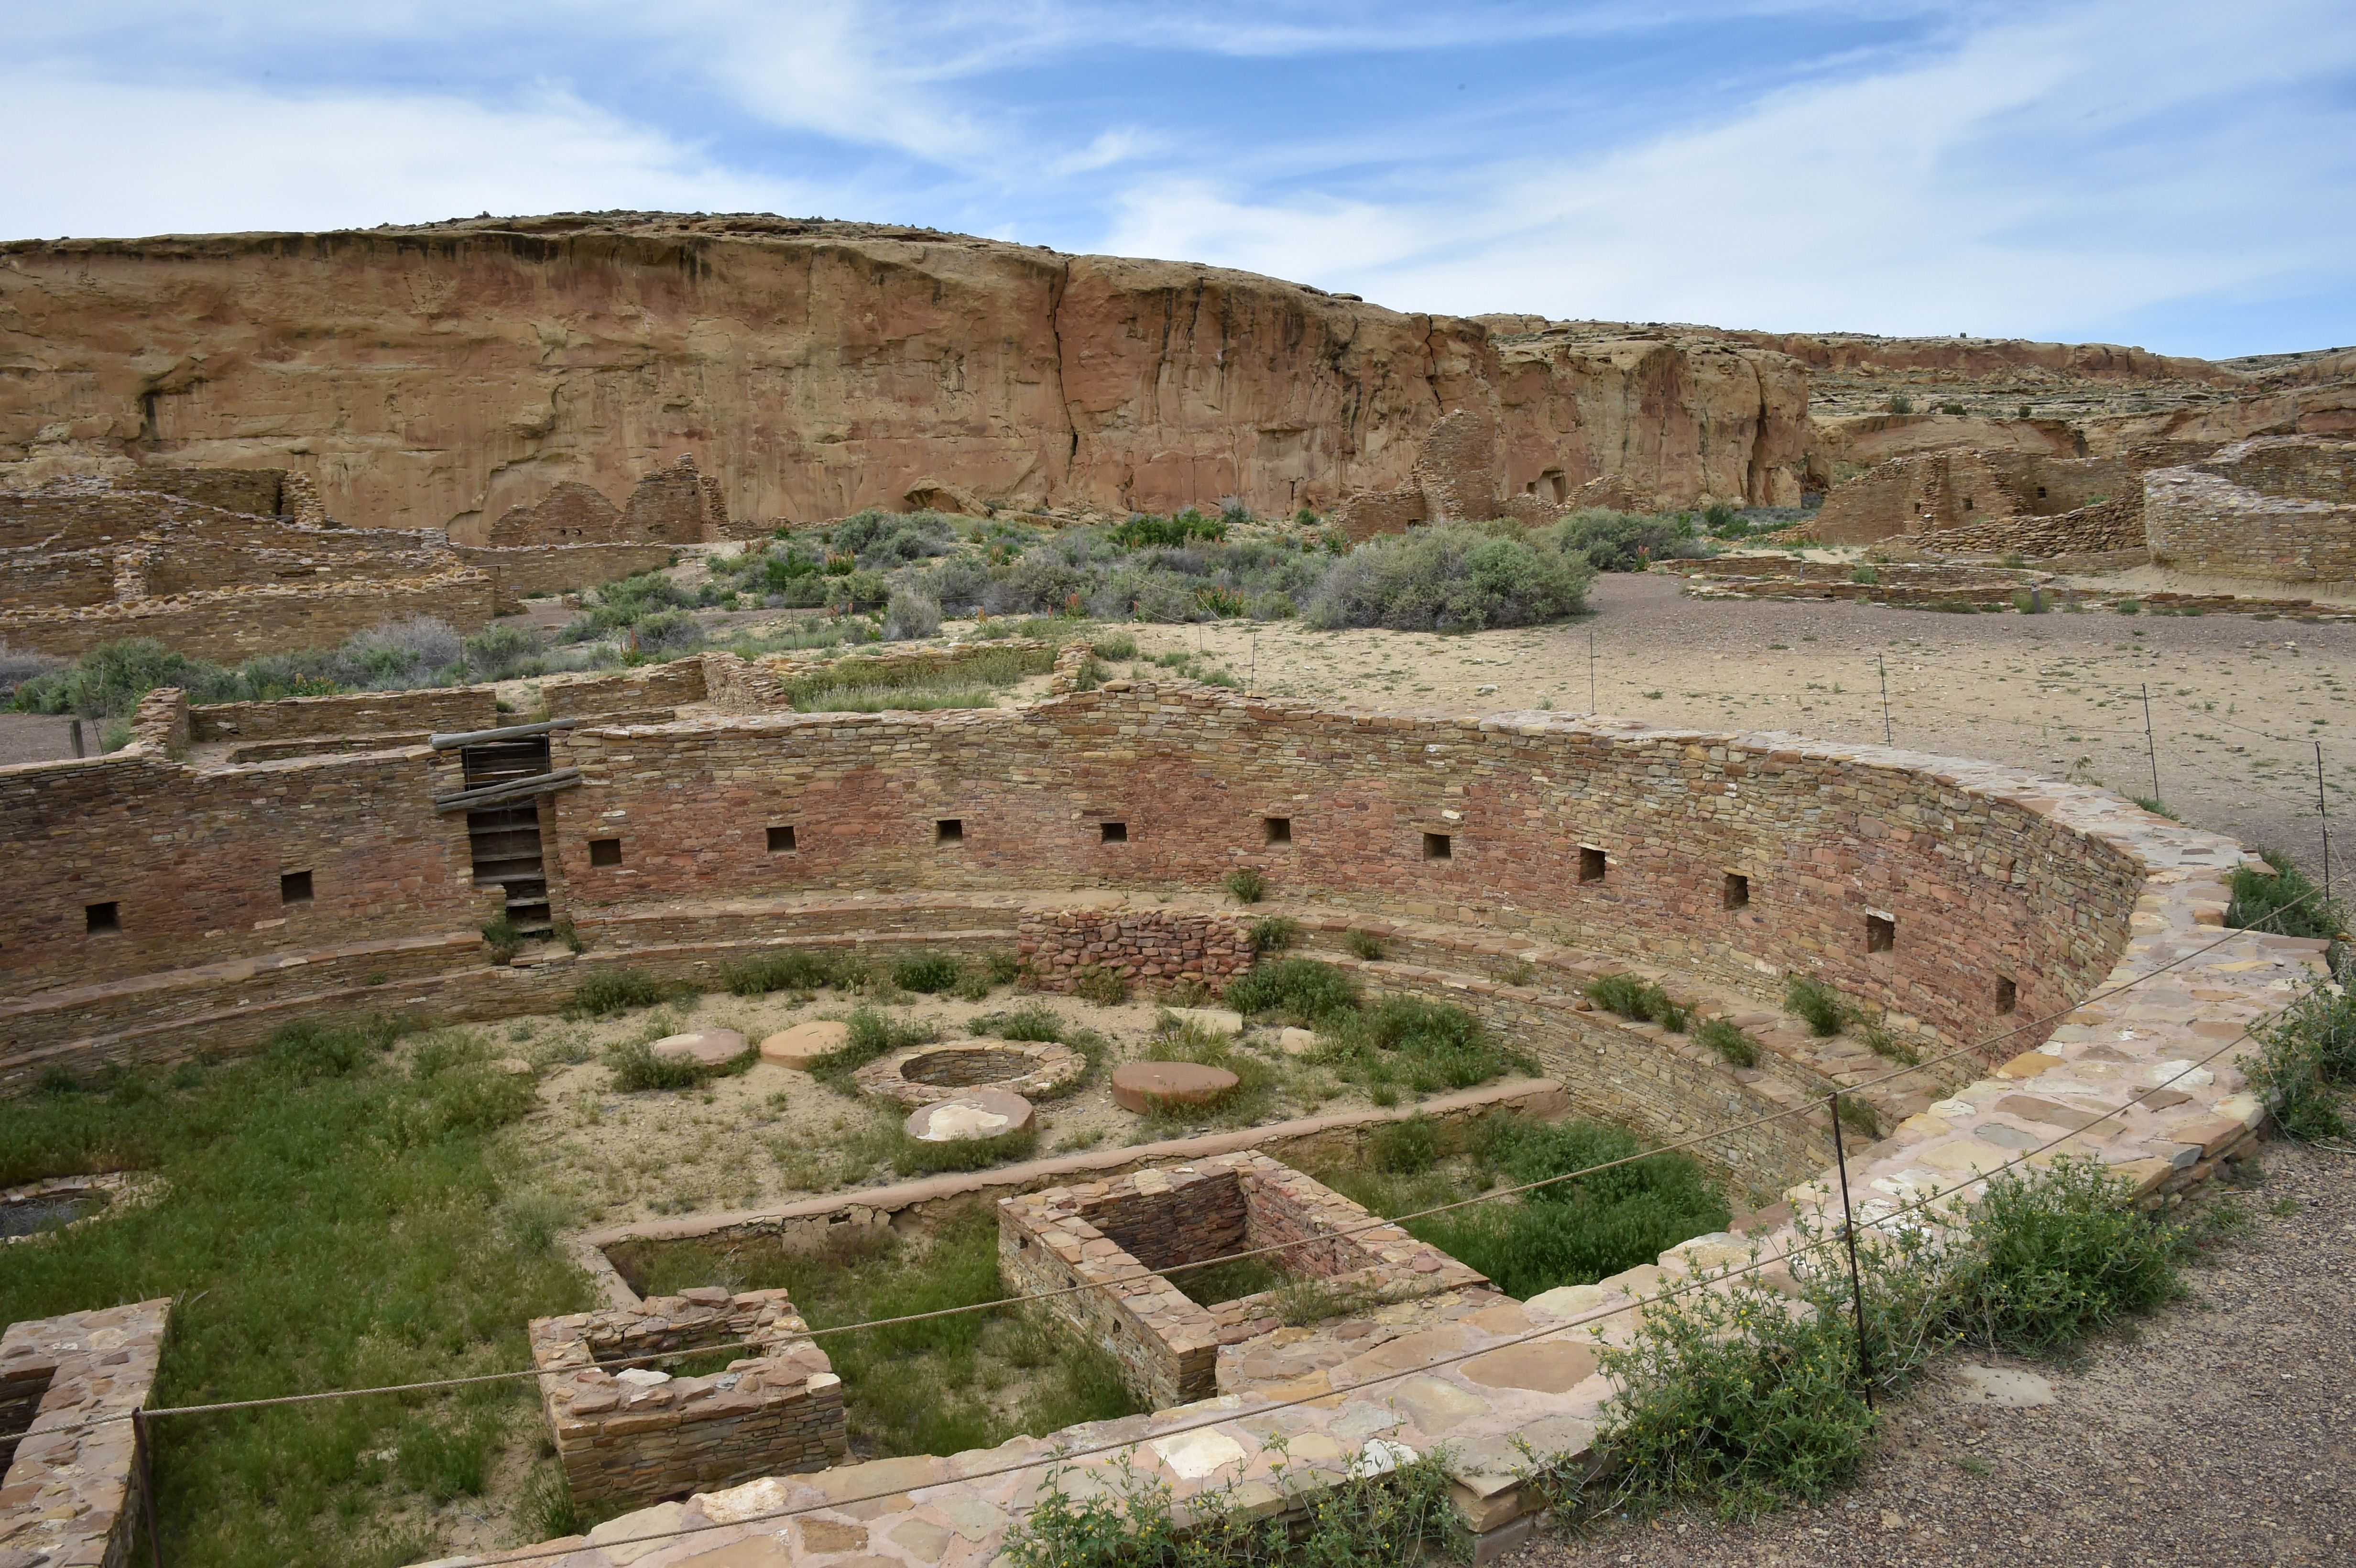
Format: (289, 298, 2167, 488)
(1112, 1061, 1240, 1114)
(651, 1030, 749, 1068)
(903, 1090, 1035, 1143)
(760, 1021, 848, 1069)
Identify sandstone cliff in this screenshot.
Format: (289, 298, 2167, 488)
(0, 213, 1810, 535)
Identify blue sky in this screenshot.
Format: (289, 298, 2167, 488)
(6, 1, 2354, 358)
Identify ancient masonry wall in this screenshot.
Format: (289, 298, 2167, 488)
(1, 681, 2168, 1088)
(0, 1298, 170, 1568)
(999, 1155, 1482, 1407)
(2146, 436, 2356, 583)
(454, 542, 681, 609)
(187, 686, 499, 745)
(1017, 907, 1254, 995)
(530, 1288, 846, 1508)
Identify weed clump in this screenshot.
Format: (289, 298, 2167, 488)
(607, 1040, 709, 1093)
(1782, 973, 1851, 1036)
(1695, 1016, 1760, 1067)
(1344, 928, 1388, 961)
(1586, 972, 1689, 1032)
(1224, 957, 1361, 1022)
(2226, 847, 2345, 939)
(1247, 914, 1302, 952)
(566, 969, 696, 1018)
(2242, 980, 2356, 1139)
(1222, 867, 1268, 904)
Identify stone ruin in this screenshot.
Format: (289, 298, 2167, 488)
(489, 453, 736, 547)
(0, 459, 705, 661)
(0, 636, 2317, 1564)
(1327, 411, 1584, 542)
(1809, 433, 2356, 586)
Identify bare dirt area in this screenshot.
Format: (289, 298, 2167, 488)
(1143, 573, 2356, 879)
(0, 711, 78, 765)
(494, 985, 1391, 1230)
(1505, 1140, 2356, 1568)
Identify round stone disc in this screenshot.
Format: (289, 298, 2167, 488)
(904, 1090, 1036, 1143)
(649, 1030, 750, 1067)
(1111, 1060, 1240, 1114)
(759, 1020, 849, 1068)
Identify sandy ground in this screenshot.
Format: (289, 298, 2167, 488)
(1504, 1140, 2356, 1568)
(1139, 573, 2356, 881)
(492, 985, 1390, 1230)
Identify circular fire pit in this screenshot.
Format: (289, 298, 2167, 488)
(851, 1039, 1087, 1108)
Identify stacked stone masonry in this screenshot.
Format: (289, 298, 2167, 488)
(1017, 907, 1253, 994)
(530, 1288, 847, 1509)
(2145, 436, 2356, 583)
(998, 1154, 1483, 1407)
(0, 1298, 169, 1568)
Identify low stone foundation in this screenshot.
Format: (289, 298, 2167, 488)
(0, 1297, 169, 1568)
(998, 1153, 1483, 1408)
(530, 1287, 847, 1509)
(1017, 907, 1253, 996)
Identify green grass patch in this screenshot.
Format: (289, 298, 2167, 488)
(0, 1019, 586, 1568)
(891, 1126, 1040, 1174)
(2236, 980, 2356, 1139)
(1695, 1016, 1760, 1067)
(810, 1008, 937, 1093)
(1223, 957, 1361, 1022)
(606, 1209, 1140, 1461)
(1223, 867, 1268, 904)
(1137, 1023, 1276, 1128)
(1316, 996, 1532, 1093)
(1782, 973, 1851, 1036)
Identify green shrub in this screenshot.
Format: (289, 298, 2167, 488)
(1851, 564, 1879, 586)
(1554, 509, 1710, 572)
(481, 914, 523, 965)
(1223, 867, 1268, 904)
(1955, 1157, 2180, 1356)
(1320, 997, 1530, 1092)
(1695, 1017, 1760, 1067)
(1225, 957, 1361, 1021)
(984, 1002, 1066, 1042)
(1005, 1450, 1467, 1568)
(1072, 967, 1131, 1006)
(1782, 974, 1851, 1036)
(720, 949, 851, 996)
(393, 1415, 496, 1504)
(2226, 847, 2345, 939)
(608, 1041, 707, 1092)
(566, 969, 696, 1018)
(1368, 1113, 1444, 1175)
(811, 1009, 935, 1088)
(1593, 1263, 1877, 1516)
(1344, 928, 1388, 961)
(892, 951, 966, 994)
(1585, 973, 1689, 1032)
(1090, 631, 1139, 660)
(264, 1016, 400, 1081)
(1304, 523, 1593, 631)
(1247, 915, 1302, 953)
(2241, 981, 2356, 1140)
(1854, 1018, 1920, 1065)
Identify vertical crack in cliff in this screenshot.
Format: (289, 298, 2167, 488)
(1745, 354, 1774, 507)
(1046, 258, 1080, 500)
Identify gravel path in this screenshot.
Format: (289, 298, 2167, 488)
(1503, 1142, 2355, 1568)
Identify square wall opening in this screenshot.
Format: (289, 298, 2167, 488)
(936, 818, 964, 846)
(589, 838, 622, 868)
(1263, 816, 1292, 845)
(280, 870, 313, 905)
(84, 902, 119, 935)
(1996, 975, 2018, 1013)
(1867, 914, 1896, 954)
(767, 825, 797, 853)
(1723, 872, 1750, 910)
(1100, 820, 1128, 844)
(1422, 832, 1452, 861)
(1579, 846, 1607, 883)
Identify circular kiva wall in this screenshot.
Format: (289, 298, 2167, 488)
(0, 664, 2264, 1165)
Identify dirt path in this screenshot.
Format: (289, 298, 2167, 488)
(1142, 574, 2356, 879)
(1503, 1142, 2355, 1568)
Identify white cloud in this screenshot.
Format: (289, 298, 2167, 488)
(0, 74, 815, 238)
(1093, 0, 2356, 340)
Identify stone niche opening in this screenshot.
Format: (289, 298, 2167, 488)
(530, 1287, 847, 1510)
(999, 1154, 1484, 1409)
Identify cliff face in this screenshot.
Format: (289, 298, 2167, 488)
(0, 214, 1809, 535)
